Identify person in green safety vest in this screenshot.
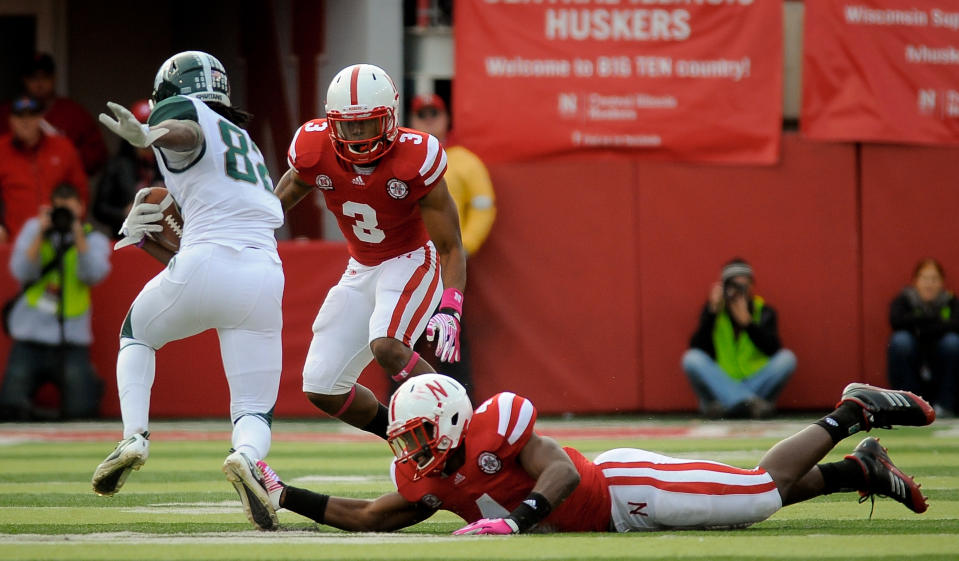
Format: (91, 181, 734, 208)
(0, 182, 111, 420)
(887, 257, 959, 419)
(682, 258, 796, 419)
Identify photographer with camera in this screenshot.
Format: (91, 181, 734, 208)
(0, 183, 111, 420)
(681, 258, 796, 419)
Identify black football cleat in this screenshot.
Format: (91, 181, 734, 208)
(845, 437, 928, 514)
(839, 383, 935, 430)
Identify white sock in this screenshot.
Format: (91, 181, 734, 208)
(117, 342, 156, 439)
(232, 415, 271, 459)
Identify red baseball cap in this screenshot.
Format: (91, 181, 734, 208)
(411, 93, 446, 114)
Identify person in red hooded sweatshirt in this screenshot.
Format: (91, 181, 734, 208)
(0, 53, 107, 178)
(0, 96, 88, 242)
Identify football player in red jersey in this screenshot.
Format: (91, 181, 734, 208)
(274, 64, 466, 440)
(251, 374, 933, 534)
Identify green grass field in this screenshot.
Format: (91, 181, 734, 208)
(1, 416, 957, 560)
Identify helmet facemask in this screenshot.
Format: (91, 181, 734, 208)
(327, 109, 396, 165)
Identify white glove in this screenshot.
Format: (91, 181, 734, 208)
(99, 101, 169, 148)
(114, 189, 164, 250)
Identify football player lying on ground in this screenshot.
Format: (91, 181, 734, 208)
(248, 374, 933, 534)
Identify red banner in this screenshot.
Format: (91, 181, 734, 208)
(452, 0, 782, 164)
(802, 1, 959, 145)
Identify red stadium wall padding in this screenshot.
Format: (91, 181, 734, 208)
(860, 144, 959, 389)
(0, 242, 352, 420)
(635, 135, 861, 410)
(464, 159, 643, 414)
(0, 137, 954, 417)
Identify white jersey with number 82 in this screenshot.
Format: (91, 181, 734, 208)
(149, 95, 283, 253)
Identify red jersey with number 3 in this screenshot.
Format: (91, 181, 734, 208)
(392, 392, 612, 532)
(287, 119, 447, 266)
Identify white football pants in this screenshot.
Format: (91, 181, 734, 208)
(595, 448, 783, 532)
(302, 242, 442, 395)
(117, 243, 284, 457)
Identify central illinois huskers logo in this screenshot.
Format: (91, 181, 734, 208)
(386, 178, 409, 199)
(315, 174, 333, 190)
(477, 451, 502, 474)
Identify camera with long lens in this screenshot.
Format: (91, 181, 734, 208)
(49, 206, 74, 235)
(723, 279, 749, 300)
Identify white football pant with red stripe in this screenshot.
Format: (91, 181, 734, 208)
(302, 242, 442, 395)
(595, 448, 782, 532)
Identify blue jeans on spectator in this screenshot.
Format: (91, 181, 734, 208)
(0, 341, 103, 420)
(682, 348, 796, 415)
(887, 330, 959, 413)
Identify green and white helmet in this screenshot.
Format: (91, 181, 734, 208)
(151, 51, 231, 107)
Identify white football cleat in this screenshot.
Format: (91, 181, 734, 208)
(223, 451, 278, 530)
(92, 431, 150, 496)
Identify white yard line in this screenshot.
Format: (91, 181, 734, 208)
(1, 531, 471, 544)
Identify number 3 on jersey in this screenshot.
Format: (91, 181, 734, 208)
(342, 201, 386, 243)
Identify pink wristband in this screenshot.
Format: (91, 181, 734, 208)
(439, 288, 464, 316)
(135, 237, 146, 248)
(391, 351, 421, 382)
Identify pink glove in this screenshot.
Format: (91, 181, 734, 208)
(453, 518, 519, 535)
(426, 288, 464, 363)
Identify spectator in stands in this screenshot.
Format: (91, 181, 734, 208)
(682, 258, 796, 419)
(0, 95, 89, 242)
(0, 52, 108, 178)
(0, 183, 111, 420)
(92, 100, 163, 239)
(408, 92, 497, 398)
(887, 258, 959, 418)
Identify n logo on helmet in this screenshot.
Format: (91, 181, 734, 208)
(426, 380, 448, 401)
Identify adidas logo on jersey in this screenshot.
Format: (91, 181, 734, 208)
(352, 176, 365, 186)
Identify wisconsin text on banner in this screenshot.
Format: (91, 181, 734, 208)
(801, 0, 959, 145)
(453, 0, 783, 164)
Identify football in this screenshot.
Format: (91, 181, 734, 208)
(142, 187, 183, 252)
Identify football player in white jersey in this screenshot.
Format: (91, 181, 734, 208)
(91, 51, 284, 531)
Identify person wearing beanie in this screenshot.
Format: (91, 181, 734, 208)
(681, 257, 797, 419)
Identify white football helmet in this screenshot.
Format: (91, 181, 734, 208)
(152, 51, 231, 107)
(387, 373, 473, 480)
(324, 63, 399, 164)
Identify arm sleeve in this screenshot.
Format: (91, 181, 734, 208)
(75, 230, 112, 285)
(889, 293, 917, 332)
(456, 150, 496, 255)
(745, 305, 782, 356)
(688, 303, 717, 357)
(149, 96, 203, 169)
(8, 220, 42, 283)
(286, 121, 327, 187)
(471, 392, 538, 461)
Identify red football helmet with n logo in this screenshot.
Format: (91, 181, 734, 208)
(387, 374, 473, 480)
